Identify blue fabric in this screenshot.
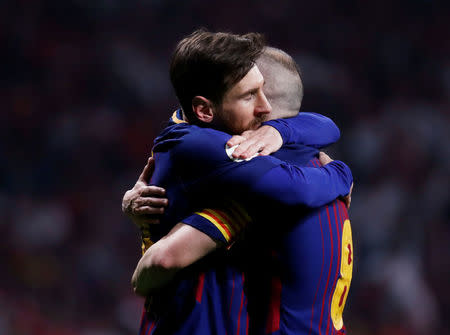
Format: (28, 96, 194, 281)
(140, 111, 352, 335)
(263, 112, 340, 148)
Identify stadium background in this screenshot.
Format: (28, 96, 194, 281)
(2, 0, 449, 334)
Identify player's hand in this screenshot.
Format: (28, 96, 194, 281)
(226, 125, 283, 160)
(318, 152, 353, 209)
(122, 157, 168, 226)
(343, 182, 353, 209)
(318, 151, 333, 165)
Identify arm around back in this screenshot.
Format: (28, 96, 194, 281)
(263, 112, 340, 148)
(173, 127, 352, 210)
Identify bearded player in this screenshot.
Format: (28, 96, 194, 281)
(124, 31, 353, 335)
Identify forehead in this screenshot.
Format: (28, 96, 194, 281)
(227, 65, 264, 96)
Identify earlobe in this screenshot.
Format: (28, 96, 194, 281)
(192, 96, 214, 123)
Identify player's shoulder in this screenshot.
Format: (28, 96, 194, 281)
(153, 122, 231, 160)
(182, 126, 230, 147)
(174, 126, 232, 163)
(152, 122, 191, 152)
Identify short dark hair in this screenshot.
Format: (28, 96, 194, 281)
(170, 29, 265, 123)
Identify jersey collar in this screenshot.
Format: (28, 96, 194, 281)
(170, 109, 187, 125)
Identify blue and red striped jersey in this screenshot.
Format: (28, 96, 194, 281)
(184, 148, 353, 335)
(138, 110, 353, 335)
(252, 155, 353, 335)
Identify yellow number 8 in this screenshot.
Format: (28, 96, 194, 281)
(330, 219, 353, 330)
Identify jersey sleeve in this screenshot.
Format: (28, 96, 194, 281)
(262, 112, 340, 148)
(252, 159, 351, 208)
(182, 200, 251, 244)
(174, 127, 352, 210)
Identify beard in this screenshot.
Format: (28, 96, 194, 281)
(247, 114, 269, 131)
(224, 114, 268, 135)
(214, 106, 270, 135)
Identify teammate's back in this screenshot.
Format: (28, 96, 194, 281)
(246, 151, 353, 335)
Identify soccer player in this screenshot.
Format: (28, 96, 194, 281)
(125, 30, 353, 335)
(128, 48, 353, 334)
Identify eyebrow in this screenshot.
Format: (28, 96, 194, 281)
(239, 81, 265, 98)
(240, 87, 258, 98)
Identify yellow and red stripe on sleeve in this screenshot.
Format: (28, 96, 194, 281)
(194, 201, 251, 244)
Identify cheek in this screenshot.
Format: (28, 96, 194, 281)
(237, 101, 255, 117)
(222, 101, 256, 132)
(228, 104, 247, 120)
(236, 110, 254, 126)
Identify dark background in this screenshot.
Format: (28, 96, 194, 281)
(1, 0, 449, 334)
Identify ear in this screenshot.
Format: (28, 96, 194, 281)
(192, 96, 214, 123)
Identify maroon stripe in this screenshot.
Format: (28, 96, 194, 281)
(245, 296, 249, 335)
(341, 201, 348, 229)
(196, 272, 205, 303)
(340, 200, 349, 221)
(146, 321, 156, 335)
(138, 308, 146, 335)
(309, 209, 325, 335)
(339, 286, 348, 307)
(337, 200, 345, 228)
(319, 206, 334, 334)
(266, 277, 282, 334)
(236, 273, 245, 335)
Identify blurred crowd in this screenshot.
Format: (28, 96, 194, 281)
(2, 0, 449, 334)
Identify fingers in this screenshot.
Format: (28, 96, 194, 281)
(138, 157, 155, 183)
(258, 145, 274, 156)
(341, 182, 353, 209)
(134, 196, 168, 208)
(134, 205, 165, 215)
(123, 185, 166, 216)
(132, 195, 168, 214)
(318, 152, 333, 166)
(122, 190, 134, 214)
(231, 126, 282, 159)
(342, 194, 351, 208)
(346, 183, 354, 209)
(232, 137, 262, 159)
(148, 156, 155, 176)
(140, 185, 166, 197)
(227, 135, 247, 148)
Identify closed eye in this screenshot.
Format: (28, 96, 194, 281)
(245, 92, 256, 100)
(243, 90, 258, 101)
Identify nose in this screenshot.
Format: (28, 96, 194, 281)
(255, 91, 272, 116)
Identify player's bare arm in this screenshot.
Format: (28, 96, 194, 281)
(132, 222, 222, 296)
(123, 157, 221, 296)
